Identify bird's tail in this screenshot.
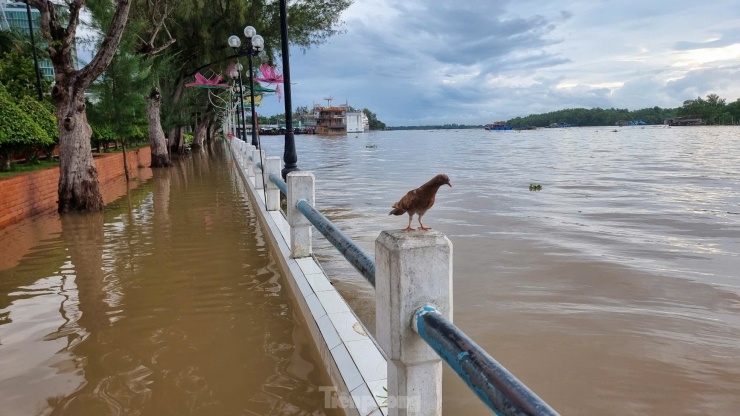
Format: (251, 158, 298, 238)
(389, 206, 406, 216)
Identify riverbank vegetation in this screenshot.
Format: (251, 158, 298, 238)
(388, 94, 740, 129)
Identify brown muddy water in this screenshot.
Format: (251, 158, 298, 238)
(0, 143, 336, 416)
(260, 126, 740, 415)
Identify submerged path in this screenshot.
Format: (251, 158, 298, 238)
(0, 142, 334, 415)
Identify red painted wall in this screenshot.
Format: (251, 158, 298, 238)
(0, 147, 152, 228)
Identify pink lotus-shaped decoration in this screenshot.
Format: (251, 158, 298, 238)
(186, 73, 230, 89)
(254, 64, 284, 101)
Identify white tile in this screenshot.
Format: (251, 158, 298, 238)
(350, 383, 382, 416)
(330, 343, 365, 391)
(305, 272, 334, 293)
(345, 339, 387, 383)
(327, 311, 370, 343)
(305, 293, 327, 320)
(268, 211, 290, 242)
(366, 379, 388, 410)
(316, 289, 351, 315)
(296, 257, 324, 275)
(316, 314, 342, 350)
(288, 261, 314, 299)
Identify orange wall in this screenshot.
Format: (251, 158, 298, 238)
(0, 147, 152, 228)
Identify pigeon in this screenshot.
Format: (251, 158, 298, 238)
(389, 174, 451, 231)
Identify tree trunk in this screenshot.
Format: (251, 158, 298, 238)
(0, 148, 11, 172)
(122, 140, 129, 182)
(28, 0, 132, 213)
(191, 115, 208, 150)
(147, 88, 171, 167)
(55, 87, 104, 213)
(169, 126, 184, 154)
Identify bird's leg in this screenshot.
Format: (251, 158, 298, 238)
(418, 215, 432, 231)
(403, 214, 414, 231)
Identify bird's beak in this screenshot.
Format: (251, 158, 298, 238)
(447, 182, 452, 187)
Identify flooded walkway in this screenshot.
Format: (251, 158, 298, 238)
(0, 143, 334, 415)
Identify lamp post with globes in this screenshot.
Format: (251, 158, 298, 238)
(229, 63, 248, 142)
(228, 26, 264, 148)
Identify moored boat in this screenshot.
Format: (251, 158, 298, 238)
(484, 122, 512, 131)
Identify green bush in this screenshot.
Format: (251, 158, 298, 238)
(0, 83, 51, 170)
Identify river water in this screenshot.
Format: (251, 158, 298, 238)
(260, 126, 740, 415)
(0, 144, 336, 416)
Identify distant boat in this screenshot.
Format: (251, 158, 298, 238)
(664, 118, 706, 126)
(484, 122, 512, 131)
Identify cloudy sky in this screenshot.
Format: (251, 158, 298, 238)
(253, 0, 740, 126)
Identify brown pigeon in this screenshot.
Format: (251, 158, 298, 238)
(389, 174, 451, 231)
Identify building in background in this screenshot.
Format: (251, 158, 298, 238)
(1, 0, 78, 79)
(346, 111, 369, 133)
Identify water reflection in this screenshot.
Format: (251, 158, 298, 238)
(0, 142, 335, 416)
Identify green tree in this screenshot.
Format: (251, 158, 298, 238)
(15, 95, 58, 160)
(0, 33, 52, 100)
(0, 85, 52, 171)
(151, 0, 352, 150)
(28, 0, 133, 213)
(363, 108, 386, 130)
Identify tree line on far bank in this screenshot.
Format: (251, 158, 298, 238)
(390, 93, 740, 129)
(507, 94, 740, 128)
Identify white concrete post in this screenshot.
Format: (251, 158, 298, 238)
(245, 144, 255, 178)
(236, 141, 243, 166)
(375, 230, 453, 416)
(252, 149, 265, 189)
(287, 172, 314, 258)
(265, 156, 282, 211)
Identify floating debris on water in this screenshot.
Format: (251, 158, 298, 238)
(529, 183, 543, 191)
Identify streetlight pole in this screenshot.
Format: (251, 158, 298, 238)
(228, 28, 264, 148)
(279, 0, 299, 178)
(244, 27, 260, 148)
(229, 60, 248, 143)
(24, 3, 43, 101)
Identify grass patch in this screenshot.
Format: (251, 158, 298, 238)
(0, 159, 59, 179)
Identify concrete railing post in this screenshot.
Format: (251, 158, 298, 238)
(252, 149, 265, 189)
(265, 156, 282, 211)
(245, 144, 255, 178)
(287, 172, 314, 258)
(375, 230, 453, 416)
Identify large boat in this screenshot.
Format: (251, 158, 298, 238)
(315, 106, 347, 135)
(484, 122, 512, 131)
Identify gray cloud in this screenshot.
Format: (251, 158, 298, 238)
(255, 0, 740, 126)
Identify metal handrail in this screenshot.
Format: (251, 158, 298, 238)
(252, 149, 556, 414)
(295, 199, 376, 286)
(414, 306, 559, 416)
(268, 173, 287, 195)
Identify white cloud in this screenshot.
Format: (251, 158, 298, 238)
(255, 0, 740, 126)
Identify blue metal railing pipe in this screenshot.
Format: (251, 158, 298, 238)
(414, 306, 559, 416)
(269, 173, 287, 195)
(296, 199, 376, 286)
